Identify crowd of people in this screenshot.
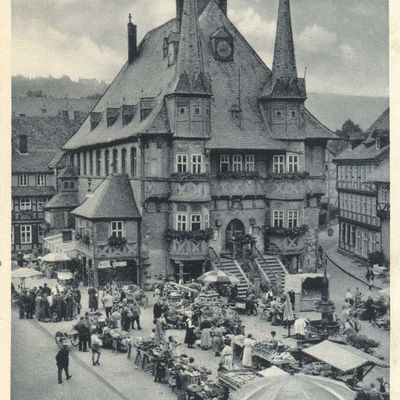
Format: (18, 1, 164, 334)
(14, 282, 81, 322)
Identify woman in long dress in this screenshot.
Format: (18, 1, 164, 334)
(242, 334, 254, 368)
(221, 340, 233, 370)
(154, 317, 166, 345)
(200, 319, 212, 350)
(211, 326, 224, 356)
(184, 317, 196, 348)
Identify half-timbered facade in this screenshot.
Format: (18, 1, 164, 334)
(334, 108, 389, 262)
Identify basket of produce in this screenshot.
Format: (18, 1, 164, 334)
(301, 362, 333, 377)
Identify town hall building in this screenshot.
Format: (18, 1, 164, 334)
(45, 0, 337, 289)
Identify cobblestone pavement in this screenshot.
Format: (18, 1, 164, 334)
(12, 233, 390, 397)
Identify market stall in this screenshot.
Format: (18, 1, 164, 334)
(284, 273, 326, 312)
(301, 340, 388, 386)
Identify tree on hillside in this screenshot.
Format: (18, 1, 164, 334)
(335, 119, 365, 140)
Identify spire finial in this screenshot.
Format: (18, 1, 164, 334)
(128, 13, 132, 24)
(272, 0, 297, 80)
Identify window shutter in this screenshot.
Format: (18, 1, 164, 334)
(32, 224, 39, 245)
(14, 225, 20, 244)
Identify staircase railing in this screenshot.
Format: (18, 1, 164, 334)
(264, 243, 292, 274)
(252, 246, 271, 284)
(208, 246, 222, 270)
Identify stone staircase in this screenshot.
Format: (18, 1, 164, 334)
(254, 255, 288, 288)
(218, 257, 249, 299)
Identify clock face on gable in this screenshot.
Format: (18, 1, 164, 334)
(214, 38, 233, 61)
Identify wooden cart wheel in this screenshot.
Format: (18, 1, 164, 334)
(70, 333, 79, 347)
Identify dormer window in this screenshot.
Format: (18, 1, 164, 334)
(122, 105, 135, 126)
(230, 105, 241, 120)
(107, 108, 120, 127)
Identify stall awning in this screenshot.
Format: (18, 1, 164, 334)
(284, 273, 326, 293)
(302, 340, 388, 373)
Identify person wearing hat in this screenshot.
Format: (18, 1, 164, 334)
(55, 342, 72, 384)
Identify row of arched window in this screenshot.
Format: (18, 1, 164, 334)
(74, 147, 138, 178)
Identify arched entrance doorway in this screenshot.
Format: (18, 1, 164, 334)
(225, 219, 245, 253)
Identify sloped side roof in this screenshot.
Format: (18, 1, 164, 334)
(334, 143, 389, 162)
(201, 2, 285, 150)
(44, 192, 80, 210)
(63, 20, 177, 150)
(12, 186, 56, 197)
(367, 108, 389, 135)
(367, 159, 390, 183)
(12, 116, 80, 173)
(71, 174, 140, 220)
(335, 109, 390, 162)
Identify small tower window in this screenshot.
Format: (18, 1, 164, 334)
(275, 110, 283, 118)
(376, 138, 381, 150)
(194, 106, 201, 116)
(291, 111, 297, 118)
(230, 105, 241, 120)
(179, 107, 186, 116)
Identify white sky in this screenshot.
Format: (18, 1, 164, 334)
(12, 0, 389, 97)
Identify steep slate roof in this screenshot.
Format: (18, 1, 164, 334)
(366, 108, 389, 136)
(367, 159, 390, 183)
(63, 0, 335, 151)
(63, 19, 177, 150)
(12, 116, 80, 173)
(12, 186, 56, 197)
(201, 1, 286, 150)
(45, 192, 80, 210)
(71, 174, 140, 220)
(335, 108, 390, 162)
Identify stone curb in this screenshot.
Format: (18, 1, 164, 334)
(326, 251, 382, 291)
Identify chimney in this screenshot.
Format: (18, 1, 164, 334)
(127, 13, 137, 63)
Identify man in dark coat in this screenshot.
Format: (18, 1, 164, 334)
(56, 343, 72, 384)
(18, 291, 27, 319)
(42, 283, 51, 297)
(153, 300, 163, 321)
(25, 291, 36, 319)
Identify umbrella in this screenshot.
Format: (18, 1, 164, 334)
(283, 294, 295, 337)
(11, 267, 42, 279)
(41, 252, 71, 262)
(231, 374, 356, 400)
(198, 270, 240, 285)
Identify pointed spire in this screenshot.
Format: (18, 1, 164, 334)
(172, 0, 210, 95)
(176, 0, 202, 76)
(272, 0, 297, 80)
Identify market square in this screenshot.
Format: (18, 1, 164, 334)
(10, 0, 390, 399)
